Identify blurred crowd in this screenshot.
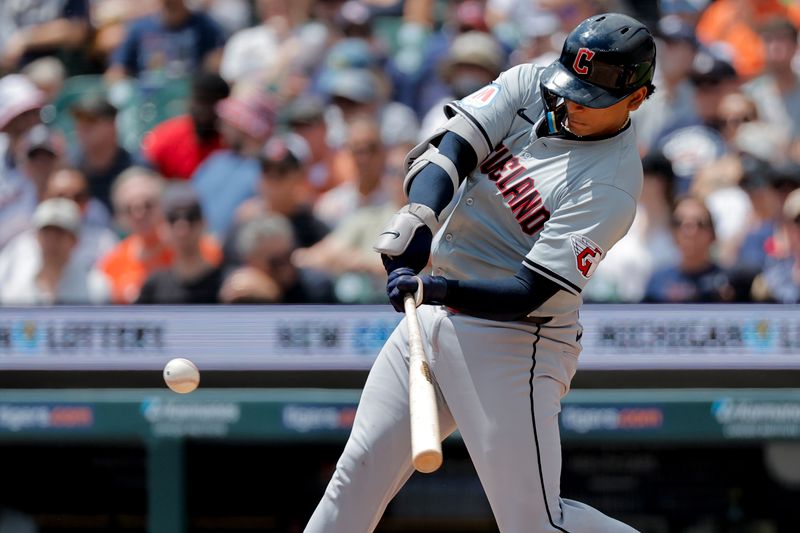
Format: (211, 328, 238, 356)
(1, 0, 800, 306)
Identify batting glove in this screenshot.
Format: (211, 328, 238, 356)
(386, 268, 448, 312)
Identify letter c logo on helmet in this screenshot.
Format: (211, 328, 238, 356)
(572, 48, 595, 75)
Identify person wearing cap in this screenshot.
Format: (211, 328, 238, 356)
(136, 183, 224, 303)
(284, 94, 339, 198)
(231, 133, 329, 252)
(418, 30, 506, 140)
(105, 0, 227, 83)
(99, 166, 223, 303)
(321, 65, 420, 149)
(0, 198, 110, 305)
(69, 91, 132, 211)
(140, 71, 230, 180)
(0, 167, 119, 301)
(651, 51, 739, 193)
(706, 154, 784, 299)
(734, 160, 800, 273)
(17, 124, 63, 203)
(191, 84, 277, 240)
(742, 17, 800, 142)
(0, 74, 46, 249)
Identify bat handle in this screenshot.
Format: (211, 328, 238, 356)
(403, 293, 443, 473)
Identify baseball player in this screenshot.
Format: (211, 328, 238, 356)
(306, 13, 655, 533)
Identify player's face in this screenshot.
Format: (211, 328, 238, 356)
(563, 88, 647, 137)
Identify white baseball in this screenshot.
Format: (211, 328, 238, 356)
(163, 358, 200, 394)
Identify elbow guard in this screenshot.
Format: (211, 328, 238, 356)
(403, 113, 490, 196)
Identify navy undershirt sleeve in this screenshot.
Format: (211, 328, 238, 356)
(404, 132, 557, 319)
(407, 132, 478, 217)
(440, 266, 561, 321)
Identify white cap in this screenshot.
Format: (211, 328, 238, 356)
(33, 198, 81, 235)
(0, 74, 45, 131)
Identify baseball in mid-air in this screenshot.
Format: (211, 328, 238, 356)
(163, 358, 200, 393)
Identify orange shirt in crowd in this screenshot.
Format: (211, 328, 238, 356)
(696, 0, 800, 79)
(140, 115, 224, 180)
(99, 234, 222, 304)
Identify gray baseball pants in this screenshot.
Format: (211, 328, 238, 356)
(305, 305, 638, 533)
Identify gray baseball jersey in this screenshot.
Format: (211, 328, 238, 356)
(434, 64, 641, 317)
(306, 63, 643, 533)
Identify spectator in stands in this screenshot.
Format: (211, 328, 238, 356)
(314, 115, 391, 228)
(695, 0, 800, 79)
(293, 142, 410, 303)
(418, 30, 505, 140)
(0, 75, 46, 249)
(136, 184, 223, 303)
(0, 198, 110, 305)
(199, 0, 252, 36)
(140, 71, 229, 180)
(656, 51, 738, 194)
(21, 56, 66, 103)
(69, 92, 132, 211)
(90, 0, 161, 67)
(752, 188, 800, 303)
(644, 196, 734, 303)
(319, 39, 419, 147)
(99, 166, 221, 303)
(192, 85, 276, 239)
(233, 133, 329, 252)
(219, 214, 335, 303)
(105, 0, 227, 83)
(732, 161, 800, 277)
(733, 156, 784, 273)
(0, 167, 118, 283)
(505, 9, 560, 68)
(587, 152, 679, 303)
(219, 0, 311, 84)
(714, 92, 759, 148)
(283, 95, 338, 199)
(0, 0, 90, 72)
(17, 125, 63, 203)
(743, 18, 800, 143)
(45, 167, 118, 264)
(387, 0, 493, 117)
(633, 15, 699, 154)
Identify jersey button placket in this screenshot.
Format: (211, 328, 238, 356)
(465, 197, 474, 206)
(444, 233, 453, 242)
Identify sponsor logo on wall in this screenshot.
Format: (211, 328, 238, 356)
(0, 404, 94, 432)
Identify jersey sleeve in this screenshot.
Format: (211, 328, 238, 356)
(523, 184, 637, 296)
(444, 64, 538, 157)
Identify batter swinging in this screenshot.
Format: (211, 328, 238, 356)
(306, 12, 656, 533)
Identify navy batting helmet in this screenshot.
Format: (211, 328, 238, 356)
(540, 13, 656, 109)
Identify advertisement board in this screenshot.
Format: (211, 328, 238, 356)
(0, 305, 798, 370)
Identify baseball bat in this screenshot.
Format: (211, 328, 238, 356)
(404, 293, 443, 474)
